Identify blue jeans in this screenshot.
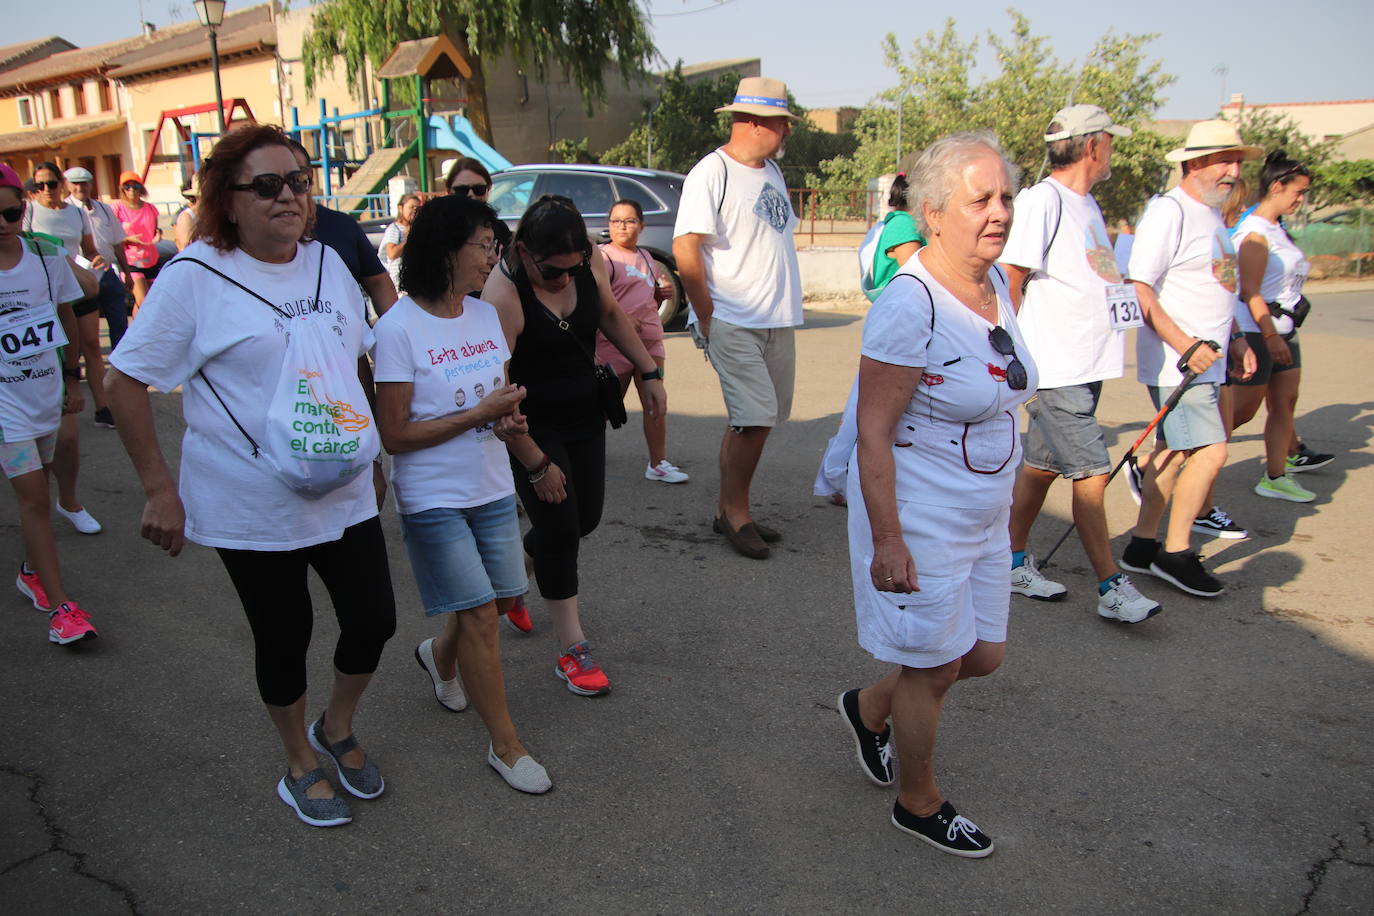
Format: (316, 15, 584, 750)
(400, 495, 527, 615)
(97, 268, 129, 350)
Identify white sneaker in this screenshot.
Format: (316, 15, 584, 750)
(1097, 575, 1162, 624)
(414, 638, 467, 712)
(645, 459, 689, 484)
(1010, 554, 1067, 601)
(487, 744, 552, 794)
(54, 504, 102, 535)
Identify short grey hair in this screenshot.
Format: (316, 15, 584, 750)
(907, 131, 1022, 236)
(1046, 127, 1096, 169)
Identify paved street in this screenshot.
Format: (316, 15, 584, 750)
(2, 286, 1371, 914)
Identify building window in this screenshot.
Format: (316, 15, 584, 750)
(104, 155, 123, 199)
(72, 83, 87, 116)
(98, 80, 112, 111)
(49, 88, 62, 119)
(17, 97, 35, 127)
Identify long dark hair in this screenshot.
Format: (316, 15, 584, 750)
(400, 195, 499, 300)
(507, 195, 591, 268)
(887, 172, 909, 210)
(1259, 149, 1311, 200)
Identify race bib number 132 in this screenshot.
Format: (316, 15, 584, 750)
(1105, 283, 1144, 331)
(0, 301, 68, 362)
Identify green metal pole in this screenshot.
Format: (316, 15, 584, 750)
(415, 74, 428, 192)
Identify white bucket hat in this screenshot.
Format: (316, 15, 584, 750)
(715, 77, 799, 121)
(1166, 120, 1263, 164)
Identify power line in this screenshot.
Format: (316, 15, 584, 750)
(648, 0, 738, 19)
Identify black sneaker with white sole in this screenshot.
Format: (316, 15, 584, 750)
(1287, 443, 1334, 473)
(1149, 549, 1224, 597)
(1120, 536, 1160, 576)
(891, 799, 994, 858)
(837, 688, 894, 786)
(1191, 505, 1248, 539)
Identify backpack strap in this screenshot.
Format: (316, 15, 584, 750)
(712, 150, 730, 214)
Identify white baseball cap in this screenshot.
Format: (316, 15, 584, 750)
(1044, 105, 1133, 142)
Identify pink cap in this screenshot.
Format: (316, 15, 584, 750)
(0, 163, 22, 193)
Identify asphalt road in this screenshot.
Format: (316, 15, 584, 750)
(1, 287, 1371, 914)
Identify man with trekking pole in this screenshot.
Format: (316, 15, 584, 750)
(1118, 121, 1260, 598)
(1000, 105, 1163, 623)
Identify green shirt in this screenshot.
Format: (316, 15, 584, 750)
(871, 210, 925, 294)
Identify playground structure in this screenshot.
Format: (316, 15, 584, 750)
(136, 98, 257, 187)
(289, 34, 512, 217)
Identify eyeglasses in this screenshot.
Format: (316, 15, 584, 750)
(122, 182, 145, 192)
(987, 326, 1028, 391)
(464, 238, 502, 256)
(230, 170, 312, 200)
(0, 204, 25, 224)
(449, 183, 489, 197)
(34, 179, 62, 191)
(608, 218, 641, 227)
(533, 252, 590, 282)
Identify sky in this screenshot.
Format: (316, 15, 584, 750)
(8, 0, 1373, 121)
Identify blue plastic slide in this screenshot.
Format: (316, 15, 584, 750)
(426, 114, 513, 171)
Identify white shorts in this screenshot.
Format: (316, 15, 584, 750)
(846, 479, 1010, 669)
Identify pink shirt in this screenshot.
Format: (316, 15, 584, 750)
(595, 243, 665, 371)
(114, 201, 159, 269)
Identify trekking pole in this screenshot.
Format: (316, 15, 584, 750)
(1040, 339, 1220, 568)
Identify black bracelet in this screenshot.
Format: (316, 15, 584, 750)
(640, 367, 664, 381)
(62, 366, 81, 379)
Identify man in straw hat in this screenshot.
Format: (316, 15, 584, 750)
(673, 76, 802, 559)
(1118, 120, 1260, 598)
(1000, 104, 1163, 624)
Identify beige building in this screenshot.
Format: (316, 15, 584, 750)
(1220, 94, 1374, 158)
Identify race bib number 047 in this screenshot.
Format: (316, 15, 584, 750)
(0, 301, 67, 363)
(1105, 283, 1144, 331)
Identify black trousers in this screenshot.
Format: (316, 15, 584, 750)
(511, 428, 605, 601)
(217, 516, 397, 706)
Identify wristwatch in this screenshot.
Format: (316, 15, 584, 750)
(641, 367, 664, 381)
(1229, 330, 1246, 342)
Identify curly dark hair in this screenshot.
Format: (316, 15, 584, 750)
(193, 123, 306, 251)
(400, 195, 499, 301)
(506, 195, 591, 271)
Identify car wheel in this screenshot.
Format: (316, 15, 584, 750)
(653, 255, 686, 329)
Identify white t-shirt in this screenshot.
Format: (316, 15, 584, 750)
(68, 196, 120, 274)
(0, 241, 82, 442)
(673, 150, 803, 329)
(372, 295, 515, 515)
(1232, 213, 1308, 337)
(1001, 177, 1126, 387)
(1127, 188, 1239, 387)
(859, 252, 1038, 509)
(110, 240, 379, 551)
(378, 222, 405, 291)
(23, 203, 90, 259)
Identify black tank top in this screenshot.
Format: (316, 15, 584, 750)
(507, 261, 604, 434)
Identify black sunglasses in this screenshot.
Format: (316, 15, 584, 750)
(449, 182, 489, 197)
(35, 179, 62, 191)
(122, 182, 145, 192)
(230, 170, 312, 200)
(534, 252, 590, 282)
(0, 203, 25, 224)
(987, 326, 1028, 391)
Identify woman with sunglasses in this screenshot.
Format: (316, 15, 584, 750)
(373, 194, 551, 793)
(377, 192, 420, 292)
(106, 124, 396, 828)
(0, 163, 99, 645)
(483, 195, 666, 696)
(112, 171, 161, 313)
(23, 163, 107, 534)
(836, 133, 1036, 858)
(446, 158, 512, 251)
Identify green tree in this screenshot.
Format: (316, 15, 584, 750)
(811, 11, 1176, 224)
(1314, 159, 1374, 210)
(1227, 106, 1339, 207)
(300, 0, 657, 144)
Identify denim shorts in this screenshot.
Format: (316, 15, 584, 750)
(1148, 382, 1225, 451)
(1022, 382, 1111, 479)
(399, 495, 528, 615)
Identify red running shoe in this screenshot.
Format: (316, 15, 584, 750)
(504, 596, 533, 634)
(555, 641, 610, 696)
(16, 564, 51, 611)
(49, 603, 98, 645)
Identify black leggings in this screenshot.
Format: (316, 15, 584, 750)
(512, 428, 605, 601)
(216, 516, 397, 707)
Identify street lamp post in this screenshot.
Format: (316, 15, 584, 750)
(194, 0, 227, 134)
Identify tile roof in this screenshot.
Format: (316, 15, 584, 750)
(0, 37, 77, 72)
(106, 5, 277, 81)
(0, 118, 123, 154)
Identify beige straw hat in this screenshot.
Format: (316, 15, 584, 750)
(715, 77, 799, 121)
(1165, 119, 1263, 163)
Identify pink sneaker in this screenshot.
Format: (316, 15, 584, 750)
(16, 565, 51, 611)
(48, 603, 98, 645)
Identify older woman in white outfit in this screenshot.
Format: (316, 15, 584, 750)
(836, 132, 1036, 858)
